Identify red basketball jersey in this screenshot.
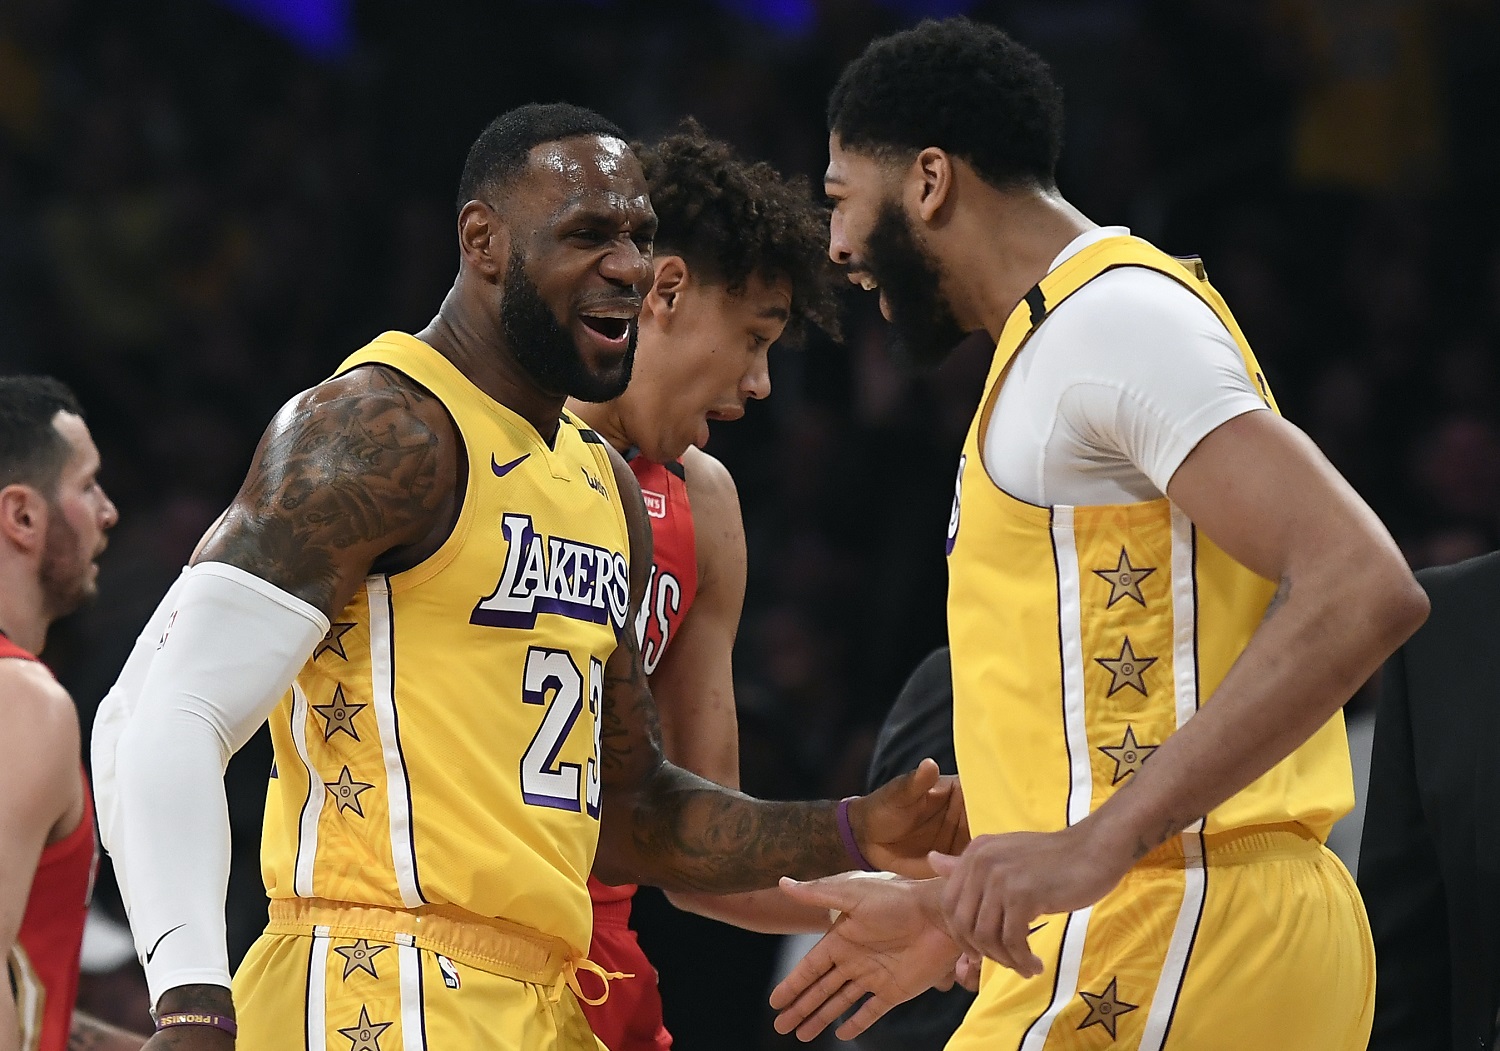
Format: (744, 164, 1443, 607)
(589, 451, 698, 908)
(0, 634, 96, 1051)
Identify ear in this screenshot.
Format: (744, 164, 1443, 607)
(0, 484, 46, 554)
(457, 199, 511, 279)
(909, 147, 955, 224)
(644, 256, 690, 323)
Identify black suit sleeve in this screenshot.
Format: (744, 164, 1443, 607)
(1359, 644, 1451, 1051)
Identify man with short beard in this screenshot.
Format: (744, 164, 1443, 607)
(90, 103, 964, 1051)
(0, 376, 144, 1051)
(769, 18, 1428, 1051)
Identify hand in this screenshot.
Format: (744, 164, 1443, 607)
(930, 822, 1132, 978)
(769, 872, 959, 1042)
(849, 759, 968, 877)
(141, 987, 236, 1051)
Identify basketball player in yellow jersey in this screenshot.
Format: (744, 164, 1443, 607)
(769, 18, 1429, 1051)
(90, 103, 965, 1051)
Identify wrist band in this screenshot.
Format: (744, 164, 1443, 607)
(155, 1012, 238, 1037)
(836, 796, 878, 871)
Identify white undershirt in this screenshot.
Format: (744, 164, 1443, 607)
(982, 226, 1268, 506)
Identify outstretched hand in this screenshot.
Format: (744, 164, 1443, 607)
(769, 872, 959, 1042)
(849, 759, 968, 877)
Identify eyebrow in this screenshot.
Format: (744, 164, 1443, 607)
(759, 305, 790, 322)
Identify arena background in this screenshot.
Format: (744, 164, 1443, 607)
(2, 0, 1498, 1046)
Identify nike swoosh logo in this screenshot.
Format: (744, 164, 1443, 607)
(145, 923, 187, 964)
(491, 453, 529, 477)
(1028, 922, 1047, 935)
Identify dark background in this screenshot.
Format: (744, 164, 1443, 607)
(3, 0, 1498, 1047)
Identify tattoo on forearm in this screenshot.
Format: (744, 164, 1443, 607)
(209, 367, 444, 612)
(1261, 576, 1291, 623)
(598, 629, 847, 891)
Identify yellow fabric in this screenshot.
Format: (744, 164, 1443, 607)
(945, 236, 1365, 1048)
(234, 927, 610, 1051)
(945, 836, 1374, 1050)
(947, 236, 1353, 845)
(259, 331, 632, 962)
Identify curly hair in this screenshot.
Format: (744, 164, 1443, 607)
(828, 17, 1064, 191)
(635, 122, 842, 344)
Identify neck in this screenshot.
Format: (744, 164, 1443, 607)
(0, 564, 49, 655)
(417, 283, 567, 445)
(564, 398, 631, 453)
(947, 186, 1095, 339)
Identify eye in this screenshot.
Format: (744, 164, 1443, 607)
(631, 231, 654, 251)
(569, 228, 608, 246)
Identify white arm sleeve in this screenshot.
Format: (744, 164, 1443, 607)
(94, 561, 328, 1004)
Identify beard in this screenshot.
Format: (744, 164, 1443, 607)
(501, 250, 636, 403)
(39, 505, 94, 621)
(865, 199, 971, 367)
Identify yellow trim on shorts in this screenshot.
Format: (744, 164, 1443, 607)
(266, 897, 627, 1005)
(1136, 822, 1319, 870)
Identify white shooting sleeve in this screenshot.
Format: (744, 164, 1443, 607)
(92, 561, 328, 1004)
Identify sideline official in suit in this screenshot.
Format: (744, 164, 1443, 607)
(1360, 550, 1500, 1051)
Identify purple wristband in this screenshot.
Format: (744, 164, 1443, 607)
(836, 796, 877, 871)
(155, 1012, 238, 1037)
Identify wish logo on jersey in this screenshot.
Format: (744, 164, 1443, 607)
(946, 454, 966, 556)
(471, 512, 630, 631)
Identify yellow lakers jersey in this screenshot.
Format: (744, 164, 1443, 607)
(947, 237, 1353, 844)
(259, 331, 631, 956)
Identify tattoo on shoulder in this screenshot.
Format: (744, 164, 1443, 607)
(209, 367, 447, 612)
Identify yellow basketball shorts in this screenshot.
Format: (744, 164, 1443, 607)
(946, 825, 1374, 1051)
(232, 898, 611, 1051)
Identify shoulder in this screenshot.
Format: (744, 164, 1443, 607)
(680, 447, 740, 517)
(279, 364, 456, 442)
(0, 660, 78, 785)
(1039, 266, 1229, 355)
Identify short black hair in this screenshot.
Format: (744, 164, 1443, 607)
(0, 376, 84, 495)
(456, 102, 627, 211)
(636, 121, 842, 344)
(828, 17, 1064, 190)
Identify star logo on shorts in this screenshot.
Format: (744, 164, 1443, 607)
(1077, 976, 1138, 1039)
(1092, 548, 1155, 607)
(1095, 637, 1157, 697)
(325, 766, 375, 818)
(313, 685, 367, 743)
(333, 939, 387, 981)
(337, 1005, 392, 1051)
(1098, 725, 1157, 784)
(315, 622, 357, 661)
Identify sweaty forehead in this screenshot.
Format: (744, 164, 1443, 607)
(522, 135, 651, 219)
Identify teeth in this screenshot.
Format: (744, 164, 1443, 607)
(854, 275, 878, 291)
(582, 310, 637, 320)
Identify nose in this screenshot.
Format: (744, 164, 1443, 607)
(828, 210, 852, 266)
(100, 488, 119, 531)
(600, 236, 654, 291)
(742, 349, 771, 402)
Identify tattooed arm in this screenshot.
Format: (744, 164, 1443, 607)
(101, 366, 459, 1047)
(68, 1011, 147, 1051)
(591, 445, 961, 893)
(193, 364, 457, 614)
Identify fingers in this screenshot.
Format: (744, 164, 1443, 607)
(955, 952, 982, 991)
(835, 994, 897, 1042)
(769, 943, 845, 1015)
(792, 979, 867, 1042)
(1000, 904, 1044, 978)
(928, 851, 959, 876)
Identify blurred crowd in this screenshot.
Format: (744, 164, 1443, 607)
(2, 0, 1497, 1046)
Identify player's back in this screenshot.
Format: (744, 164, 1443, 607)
(258, 331, 633, 957)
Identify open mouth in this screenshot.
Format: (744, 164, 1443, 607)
(580, 315, 630, 342)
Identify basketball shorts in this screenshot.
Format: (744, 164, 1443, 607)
(946, 824, 1374, 1051)
(578, 898, 672, 1051)
(233, 898, 613, 1051)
